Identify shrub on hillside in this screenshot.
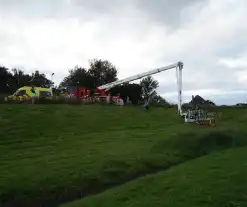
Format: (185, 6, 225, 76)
(151, 130, 247, 158)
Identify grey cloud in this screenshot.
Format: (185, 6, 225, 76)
(216, 43, 247, 58)
(209, 92, 247, 105)
(71, 0, 133, 13)
(0, 0, 209, 27)
(72, 0, 209, 27)
(158, 80, 242, 93)
(133, 0, 209, 27)
(0, 0, 67, 9)
(215, 35, 247, 58)
(0, 0, 75, 19)
(0, 0, 130, 19)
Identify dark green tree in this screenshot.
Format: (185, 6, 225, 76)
(110, 83, 142, 104)
(140, 76, 159, 101)
(87, 59, 118, 88)
(0, 66, 13, 93)
(151, 95, 171, 106)
(59, 59, 118, 89)
(59, 66, 90, 88)
(11, 69, 32, 90)
(0, 66, 54, 95)
(29, 70, 53, 88)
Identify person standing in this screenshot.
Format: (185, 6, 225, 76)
(30, 86, 36, 104)
(143, 98, 150, 110)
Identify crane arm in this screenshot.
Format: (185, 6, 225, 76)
(97, 62, 183, 90)
(96, 61, 184, 116)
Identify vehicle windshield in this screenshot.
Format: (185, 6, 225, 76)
(13, 89, 26, 96)
(40, 91, 52, 97)
(67, 87, 76, 93)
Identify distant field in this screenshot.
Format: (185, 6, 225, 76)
(0, 104, 247, 206)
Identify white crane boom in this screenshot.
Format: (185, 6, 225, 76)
(97, 61, 184, 116)
(98, 62, 182, 90)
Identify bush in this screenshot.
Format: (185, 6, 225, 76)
(2, 95, 126, 106)
(152, 130, 247, 158)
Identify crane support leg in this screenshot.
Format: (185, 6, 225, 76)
(176, 62, 183, 116)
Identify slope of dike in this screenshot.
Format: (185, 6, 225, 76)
(61, 147, 247, 207)
(1, 105, 247, 207)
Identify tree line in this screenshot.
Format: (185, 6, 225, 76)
(0, 67, 53, 94)
(1, 59, 164, 104)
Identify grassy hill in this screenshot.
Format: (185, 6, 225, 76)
(0, 104, 247, 206)
(61, 147, 247, 207)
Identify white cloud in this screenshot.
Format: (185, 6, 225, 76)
(1, 0, 247, 104)
(218, 56, 247, 69)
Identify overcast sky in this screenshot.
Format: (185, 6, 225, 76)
(1, 0, 247, 105)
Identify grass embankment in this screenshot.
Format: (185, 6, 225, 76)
(62, 147, 247, 207)
(0, 105, 246, 206)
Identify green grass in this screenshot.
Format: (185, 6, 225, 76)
(0, 104, 247, 206)
(62, 147, 247, 207)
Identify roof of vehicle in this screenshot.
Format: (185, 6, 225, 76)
(18, 86, 52, 91)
